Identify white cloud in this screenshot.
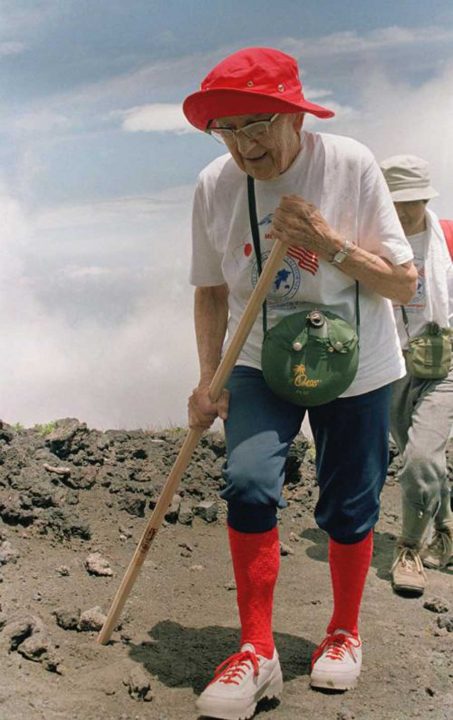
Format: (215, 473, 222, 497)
(0, 0, 64, 38)
(284, 25, 453, 58)
(33, 186, 194, 230)
(50, 54, 207, 109)
(13, 110, 73, 133)
(304, 100, 358, 126)
(324, 62, 453, 217)
(120, 103, 196, 134)
(3, 60, 453, 430)
(4, 23, 451, 144)
(0, 295, 198, 431)
(2, 25, 453, 431)
(0, 40, 25, 56)
(303, 86, 333, 100)
(62, 265, 121, 279)
(0, 187, 198, 430)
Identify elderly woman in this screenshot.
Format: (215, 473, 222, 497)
(183, 47, 416, 720)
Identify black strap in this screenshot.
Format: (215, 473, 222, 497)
(247, 174, 360, 335)
(247, 175, 267, 333)
(401, 307, 443, 339)
(355, 278, 360, 334)
(401, 305, 410, 339)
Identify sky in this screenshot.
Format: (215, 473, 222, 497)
(1, 0, 453, 430)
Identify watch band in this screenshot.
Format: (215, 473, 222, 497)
(331, 238, 352, 265)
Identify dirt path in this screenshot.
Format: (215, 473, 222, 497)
(0, 422, 451, 720)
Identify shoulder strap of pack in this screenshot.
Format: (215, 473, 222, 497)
(440, 219, 453, 260)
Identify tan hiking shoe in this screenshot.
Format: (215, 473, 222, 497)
(421, 527, 453, 569)
(391, 545, 426, 595)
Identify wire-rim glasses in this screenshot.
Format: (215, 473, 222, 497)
(206, 113, 280, 144)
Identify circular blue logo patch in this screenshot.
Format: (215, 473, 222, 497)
(251, 251, 301, 305)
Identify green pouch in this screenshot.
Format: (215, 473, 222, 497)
(261, 306, 359, 406)
(404, 323, 452, 380)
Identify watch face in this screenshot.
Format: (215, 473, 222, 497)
(334, 250, 347, 263)
(331, 240, 351, 264)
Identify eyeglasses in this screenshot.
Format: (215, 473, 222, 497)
(206, 114, 280, 144)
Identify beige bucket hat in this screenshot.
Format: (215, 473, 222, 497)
(380, 154, 439, 201)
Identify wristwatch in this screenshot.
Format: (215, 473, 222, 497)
(330, 238, 352, 265)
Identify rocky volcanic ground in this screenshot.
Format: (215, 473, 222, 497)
(0, 418, 451, 720)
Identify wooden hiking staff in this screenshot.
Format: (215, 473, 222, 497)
(97, 240, 288, 645)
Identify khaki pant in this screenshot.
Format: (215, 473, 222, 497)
(390, 365, 453, 547)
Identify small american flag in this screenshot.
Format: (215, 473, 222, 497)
(287, 245, 319, 275)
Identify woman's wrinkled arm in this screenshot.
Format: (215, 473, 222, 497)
(188, 284, 230, 429)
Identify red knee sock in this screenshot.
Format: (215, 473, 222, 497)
(228, 525, 280, 659)
(326, 530, 373, 638)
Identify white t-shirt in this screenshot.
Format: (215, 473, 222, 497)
(190, 131, 414, 396)
(393, 212, 453, 347)
(394, 230, 428, 344)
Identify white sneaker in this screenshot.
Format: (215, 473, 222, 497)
(310, 629, 362, 691)
(195, 643, 283, 720)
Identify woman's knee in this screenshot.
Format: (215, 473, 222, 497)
(320, 517, 377, 544)
(222, 456, 283, 507)
(400, 476, 441, 514)
(315, 497, 380, 544)
(227, 500, 278, 533)
(399, 454, 443, 509)
(221, 457, 283, 533)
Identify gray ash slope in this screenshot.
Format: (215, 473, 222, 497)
(0, 418, 451, 720)
(0, 418, 319, 538)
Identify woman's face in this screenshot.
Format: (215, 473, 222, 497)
(212, 112, 304, 181)
(394, 200, 428, 237)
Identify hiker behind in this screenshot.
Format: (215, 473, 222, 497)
(380, 155, 453, 596)
(183, 47, 416, 720)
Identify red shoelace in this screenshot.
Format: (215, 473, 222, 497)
(311, 633, 360, 668)
(208, 651, 260, 686)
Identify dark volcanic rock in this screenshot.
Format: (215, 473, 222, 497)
(118, 494, 146, 517)
(0, 422, 319, 540)
(423, 597, 450, 614)
(1, 446, 29, 480)
(37, 509, 91, 540)
(0, 613, 61, 673)
(0, 425, 14, 444)
(24, 485, 61, 508)
(0, 420, 398, 541)
(195, 500, 219, 523)
(54, 607, 81, 630)
(45, 418, 87, 451)
(437, 614, 453, 632)
(60, 465, 98, 490)
(123, 666, 154, 702)
(0, 541, 19, 565)
(177, 500, 194, 525)
(0, 496, 36, 526)
(79, 606, 107, 631)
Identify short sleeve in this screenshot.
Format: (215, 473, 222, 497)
(358, 158, 414, 266)
(447, 263, 453, 327)
(189, 177, 225, 287)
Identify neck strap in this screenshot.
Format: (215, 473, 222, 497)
(247, 175, 267, 333)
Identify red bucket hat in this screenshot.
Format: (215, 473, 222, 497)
(183, 47, 335, 131)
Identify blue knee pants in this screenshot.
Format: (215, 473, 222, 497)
(221, 366, 392, 543)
